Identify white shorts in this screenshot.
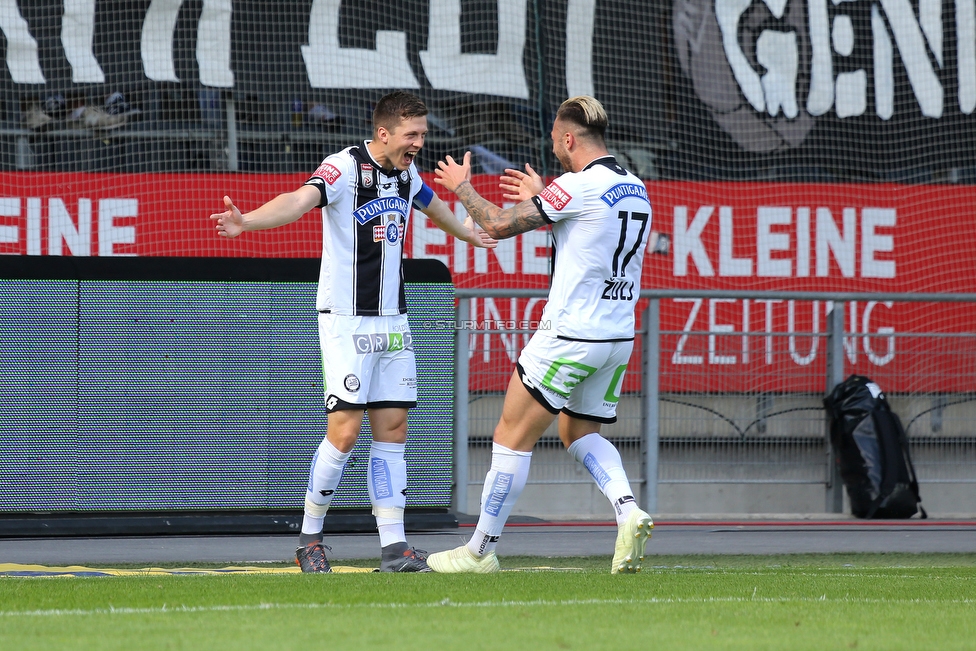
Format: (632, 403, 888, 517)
(517, 332, 634, 423)
(318, 313, 417, 412)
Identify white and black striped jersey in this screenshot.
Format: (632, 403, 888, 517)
(304, 142, 434, 316)
(531, 156, 652, 341)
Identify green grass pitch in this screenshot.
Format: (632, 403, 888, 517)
(1, 554, 974, 651)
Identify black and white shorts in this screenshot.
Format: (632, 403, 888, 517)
(318, 313, 417, 412)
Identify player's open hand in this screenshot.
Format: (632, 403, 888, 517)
(434, 152, 472, 193)
(500, 163, 544, 202)
(210, 195, 244, 238)
(464, 216, 498, 249)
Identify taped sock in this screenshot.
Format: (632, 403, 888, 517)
(466, 443, 531, 557)
(568, 433, 638, 524)
(301, 438, 350, 535)
(369, 441, 407, 547)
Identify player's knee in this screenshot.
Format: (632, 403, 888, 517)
(326, 413, 364, 452)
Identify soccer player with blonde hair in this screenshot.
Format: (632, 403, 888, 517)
(428, 96, 654, 574)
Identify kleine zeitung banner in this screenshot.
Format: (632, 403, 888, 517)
(1, 172, 974, 393)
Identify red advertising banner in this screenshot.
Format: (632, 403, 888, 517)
(2, 172, 974, 393)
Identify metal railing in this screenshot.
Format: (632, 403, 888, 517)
(453, 289, 976, 515)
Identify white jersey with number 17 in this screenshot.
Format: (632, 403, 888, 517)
(531, 156, 652, 341)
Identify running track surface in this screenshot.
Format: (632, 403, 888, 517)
(1, 519, 974, 566)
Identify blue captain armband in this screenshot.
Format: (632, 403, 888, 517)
(413, 182, 434, 210)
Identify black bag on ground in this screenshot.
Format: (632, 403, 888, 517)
(823, 375, 926, 519)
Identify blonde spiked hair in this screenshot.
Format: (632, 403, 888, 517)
(555, 95, 608, 140)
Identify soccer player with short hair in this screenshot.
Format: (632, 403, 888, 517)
(211, 90, 496, 573)
(427, 95, 654, 574)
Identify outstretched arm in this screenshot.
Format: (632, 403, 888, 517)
(421, 194, 498, 249)
(210, 185, 321, 238)
(434, 153, 548, 240)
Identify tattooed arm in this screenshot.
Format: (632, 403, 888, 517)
(420, 193, 498, 248)
(452, 181, 547, 240)
(434, 152, 548, 240)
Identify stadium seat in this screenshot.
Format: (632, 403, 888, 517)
(469, 144, 517, 175)
(624, 148, 659, 180)
(885, 167, 933, 184)
(332, 99, 374, 139)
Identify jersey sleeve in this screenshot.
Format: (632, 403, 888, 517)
(531, 173, 584, 223)
(412, 181, 435, 210)
(303, 154, 352, 208)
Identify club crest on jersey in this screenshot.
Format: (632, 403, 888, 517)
(601, 183, 649, 207)
(353, 196, 409, 225)
(540, 181, 571, 210)
(360, 164, 374, 188)
(400, 171, 409, 182)
(373, 217, 404, 244)
(313, 162, 341, 185)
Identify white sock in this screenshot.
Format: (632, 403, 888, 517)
(301, 438, 350, 535)
(568, 433, 638, 525)
(466, 443, 532, 557)
(368, 441, 407, 548)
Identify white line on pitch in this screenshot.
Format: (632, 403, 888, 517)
(1, 596, 974, 618)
